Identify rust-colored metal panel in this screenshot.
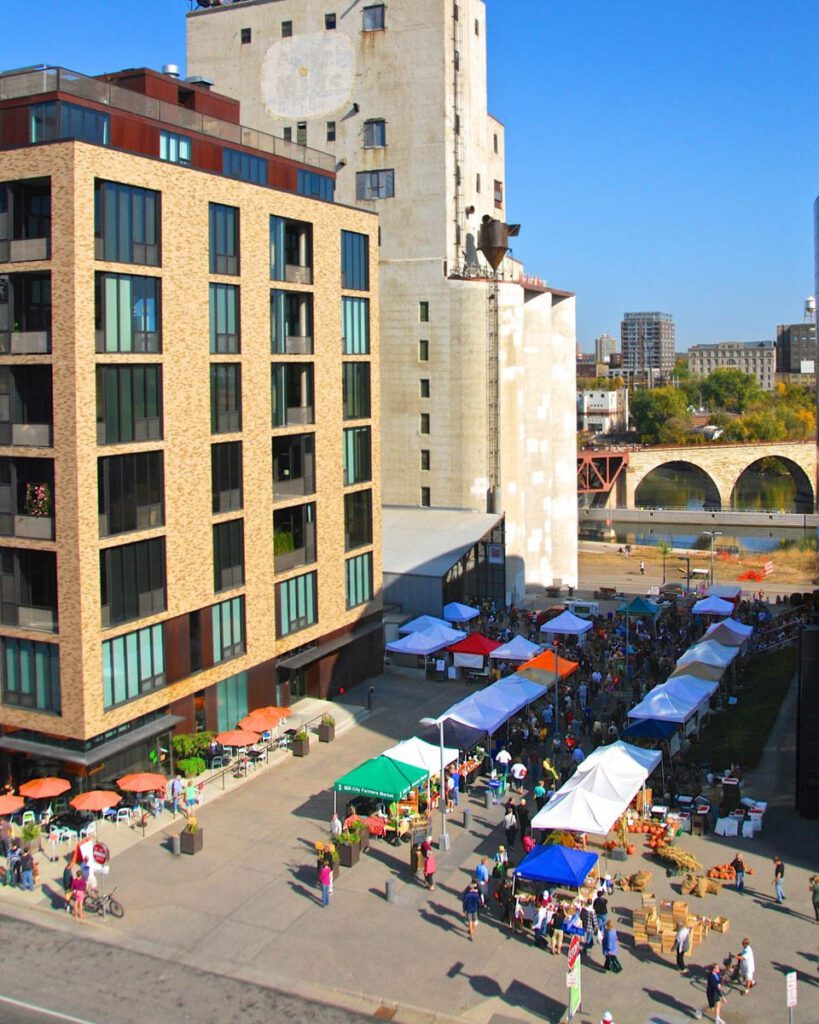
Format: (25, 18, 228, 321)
(268, 160, 299, 193)
(163, 613, 191, 684)
(168, 693, 195, 734)
(199, 606, 214, 672)
(191, 137, 222, 173)
(109, 114, 159, 159)
(247, 657, 277, 709)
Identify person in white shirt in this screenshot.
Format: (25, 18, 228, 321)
(495, 747, 512, 778)
(510, 760, 527, 794)
(738, 937, 756, 995)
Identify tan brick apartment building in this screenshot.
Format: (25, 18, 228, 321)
(0, 66, 381, 786)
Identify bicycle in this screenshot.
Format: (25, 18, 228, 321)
(84, 886, 124, 919)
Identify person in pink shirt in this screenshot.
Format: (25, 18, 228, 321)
(319, 862, 333, 906)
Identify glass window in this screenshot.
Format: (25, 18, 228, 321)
(282, 20, 293, 37)
(420, 378, 430, 398)
(345, 551, 373, 609)
(98, 451, 164, 537)
(0, 637, 60, 714)
(31, 102, 109, 146)
(216, 670, 248, 733)
(95, 272, 161, 353)
(96, 365, 162, 445)
(0, 548, 57, 631)
(223, 148, 267, 185)
(241, 27, 252, 43)
(209, 203, 239, 276)
(419, 339, 429, 361)
(355, 169, 394, 200)
(100, 538, 165, 627)
(29, 103, 58, 143)
(325, 12, 336, 29)
(213, 518, 244, 592)
(159, 131, 191, 164)
(102, 623, 164, 708)
(343, 426, 371, 485)
(421, 486, 431, 507)
(494, 179, 503, 208)
(274, 502, 316, 572)
(209, 284, 240, 353)
(296, 123, 307, 146)
(363, 119, 386, 148)
(211, 441, 243, 513)
(297, 170, 334, 201)
(420, 449, 430, 471)
(273, 433, 315, 499)
(342, 362, 370, 420)
(283, 127, 292, 143)
(95, 180, 160, 266)
(326, 121, 336, 142)
(271, 290, 313, 354)
(344, 489, 372, 550)
(420, 413, 430, 434)
(212, 596, 245, 663)
(275, 571, 318, 637)
(342, 297, 369, 354)
(419, 301, 430, 322)
(363, 4, 385, 30)
(341, 230, 369, 290)
(210, 364, 242, 434)
(272, 363, 314, 427)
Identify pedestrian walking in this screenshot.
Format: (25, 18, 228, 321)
(516, 798, 531, 839)
(695, 963, 727, 1022)
(674, 922, 691, 973)
(533, 780, 546, 811)
(810, 874, 819, 921)
(593, 889, 608, 932)
(445, 771, 456, 812)
(495, 746, 512, 778)
(7, 841, 21, 887)
(475, 856, 490, 904)
(423, 849, 437, 890)
(773, 855, 786, 903)
(731, 851, 746, 894)
(184, 780, 198, 817)
(600, 1014, 615, 1024)
(19, 846, 34, 892)
(70, 869, 87, 921)
(510, 758, 527, 794)
(168, 774, 183, 817)
(550, 902, 566, 955)
(0, 818, 11, 857)
(737, 937, 756, 996)
(318, 862, 332, 907)
(330, 812, 342, 840)
(462, 881, 481, 939)
(580, 898, 598, 955)
(503, 806, 518, 849)
(602, 920, 621, 972)
(499, 879, 515, 928)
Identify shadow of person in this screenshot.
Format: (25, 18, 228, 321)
(41, 882, 69, 911)
(643, 987, 695, 1016)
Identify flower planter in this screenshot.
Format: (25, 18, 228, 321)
(358, 828, 369, 852)
(292, 737, 310, 757)
(338, 841, 360, 868)
(179, 828, 204, 855)
(318, 723, 335, 743)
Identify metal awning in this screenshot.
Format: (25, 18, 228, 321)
(0, 714, 183, 767)
(277, 619, 383, 671)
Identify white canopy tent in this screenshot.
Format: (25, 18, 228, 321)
(399, 614, 451, 634)
(628, 684, 700, 724)
(530, 785, 625, 835)
(704, 619, 753, 647)
(706, 584, 742, 602)
(435, 675, 547, 733)
(442, 601, 480, 623)
(662, 675, 719, 705)
(489, 635, 542, 661)
(382, 736, 459, 774)
(571, 739, 662, 780)
(677, 639, 739, 670)
(539, 610, 594, 639)
(692, 595, 734, 617)
(668, 659, 725, 682)
(386, 623, 466, 655)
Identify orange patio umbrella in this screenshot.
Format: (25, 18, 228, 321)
(117, 772, 168, 793)
(0, 794, 24, 815)
(238, 706, 289, 731)
(215, 729, 260, 746)
(70, 791, 122, 812)
(19, 777, 71, 800)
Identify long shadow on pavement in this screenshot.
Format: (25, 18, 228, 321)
(643, 987, 695, 1017)
(771, 960, 819, 987)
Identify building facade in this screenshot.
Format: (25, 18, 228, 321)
(775, 322, 816, 374)
(594, 332, 617, 364)
(620, 312, 675, 379)
(0, 65, 382, 785)
(688, 340, 775, 390)
(576, 388, 629, 435)
(187, 0, 579, 599)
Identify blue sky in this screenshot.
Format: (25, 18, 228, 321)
(5, 1, 817, 350)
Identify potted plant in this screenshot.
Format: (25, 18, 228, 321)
(347, 816, 369, 852)
(292, 728, 310, 757)
(179, 815, 203, 855)
(21, 822, 41, 852)
(336, 829, 360, 867)
(318, 713, 335, 743)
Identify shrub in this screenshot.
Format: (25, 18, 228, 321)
(21, 823, 41, 844)
(177, 757, 206, 779)
(172, 732, 215, 760)
(294, 728, 308, 741)
(321, 713, 335, 727)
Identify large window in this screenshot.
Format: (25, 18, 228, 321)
(344, 489, 373, 550)
(275, 570, 318, 638)
(209, 284, 240, 353)
(213, 518, 244, 592)
(210, 364, 242, 434)
(96, 365, 163, 444)
(216, 671, 248, 733)
(211, 441, 243, 513)
(363, 4, 385, 30)
(296, 171, 334, 202)
(273, 433, 315, 499)
(102, 623, 165, 709)
(271, 290, 313, 354)
(342, 362, 370, 420)
(0, 365, 52, 447)
(356, 170, 394, 200)
(363, 119, 386, 148)
(212, 596, 245, 664)
(274, 502, 316, 573)
(95, 273, 161, 353)
(98, 451, 164, 537)
(0, 549, 57, 632)
(223, 148, 267, 185)
(342, 297, 369, 354)
(95, 180, 160, 266)
(31, 101, 109, 146)
(100, 537, 166, 627)
(341, 230, 369, 290)
(209, 203, 239, 276)
(345, 552, 373, 609)
(159, 131, 191, 165)
(272, 363, 314, 427)
(343, 426, 371, 485)
(1, 637, 60, 713)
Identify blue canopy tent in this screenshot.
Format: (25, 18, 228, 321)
(514, 845, 599, 889)
(621, 719, 678, 740)
(419, 719, 485, 751)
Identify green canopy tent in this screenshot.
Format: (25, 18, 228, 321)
(332, 755, 428, 813)
(617, 595, 662, 682)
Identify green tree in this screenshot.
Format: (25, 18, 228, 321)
(630, 387, 692, 444)
(700, 368, 762, 413)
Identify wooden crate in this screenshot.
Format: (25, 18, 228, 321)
(712, 916, 730, 933)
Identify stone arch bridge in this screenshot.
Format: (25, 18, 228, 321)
(620, 440, 815, 509)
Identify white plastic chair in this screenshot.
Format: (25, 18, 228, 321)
(58, 827, 78, 843)
(115, 808, 131, 827)
(80, 822, 96, 839)
(21, 810, 36, 827)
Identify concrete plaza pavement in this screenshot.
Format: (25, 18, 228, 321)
(1, 667, 818, 1024)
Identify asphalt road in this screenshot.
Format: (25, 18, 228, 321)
(0, 914, 370, 1024)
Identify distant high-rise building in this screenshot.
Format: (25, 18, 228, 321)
(688, 341, 775, 391)
(594, 332, 617, 364)
(620, 312, 675, 378)
(776, 322, 816, 374)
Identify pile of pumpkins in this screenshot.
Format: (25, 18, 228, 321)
(629, 820, 670, 850)
(707, 862, 755, 882)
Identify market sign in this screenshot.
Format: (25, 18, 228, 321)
(786, 971, 797, 1008)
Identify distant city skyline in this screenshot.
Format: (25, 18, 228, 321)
(4, 1, 818, 352)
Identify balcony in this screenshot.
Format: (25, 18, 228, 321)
(0, 179, 51, 265)
(271, 290, 313, 356)
(0, 458, 54, 540)
(273, 434, 315, 500)
(285, 263, 312, 286)
(17, 604, 57, 632)
(272, 363, 314, 428)
(1, 239, 49, 264)
(0, 366, 53, 448)
(0, 272, 51, 354)
(274, 503, 316, 574)
(0, 547, 58, 633)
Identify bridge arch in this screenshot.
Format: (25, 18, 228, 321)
(729, 456, 814, 512)
(632, 460, 722, 510)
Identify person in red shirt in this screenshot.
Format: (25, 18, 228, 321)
(70, 869, 87, 920)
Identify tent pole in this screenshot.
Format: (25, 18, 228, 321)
(333, 790, 337, 816)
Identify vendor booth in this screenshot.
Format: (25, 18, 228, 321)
(333, 756, 429, 841)
(530, 785, 624, 835)
(489, 635, 542, 662)
(704, 619, 753, 648)
(514, 845, 599, 890)
(398, 614, 451, 634)
(447, 633, 500, 681)
(692, 595, 734, 617)
(676, 639, 738, 671)
(382, 737, 458, 774)
(443, 601, 480, 624)
(539, 610, 593, 645)
(516, 649, 579, 687)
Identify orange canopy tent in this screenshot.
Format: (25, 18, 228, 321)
(516, 650, 579, 687)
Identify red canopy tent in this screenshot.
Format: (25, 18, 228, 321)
(447, 633, 501, 655)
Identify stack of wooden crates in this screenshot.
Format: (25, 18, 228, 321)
(632, 896, 709, 955)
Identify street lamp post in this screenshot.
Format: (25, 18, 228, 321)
(420, 716, 450, 851)
(704, 531, 723, 587)
(678, 555, 692, 592)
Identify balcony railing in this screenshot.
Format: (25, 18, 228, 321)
(273, 475, 315, 500)
(0, 239, 50, 264)
(0, 330, 50, 354)
(0, 66, 336, 173)
(0, 423, 52, 448)
(285, 263, 313, 286)
(16, 604, 57, 632)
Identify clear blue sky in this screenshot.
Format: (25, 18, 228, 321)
(4, 1, 817, 350)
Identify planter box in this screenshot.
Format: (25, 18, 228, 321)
(318, 723, 335, 743)
(179, 828, 204, 855)
(14, 514, 53, 540)
(292, 736, 310, 757)
(358, 828, 369, 852)
(338, 842, 360, 868)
